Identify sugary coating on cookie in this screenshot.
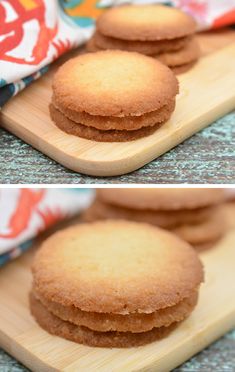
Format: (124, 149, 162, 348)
(32, 220, 203, 314)
(52, 50, 178, 117)
(97, 5, 196, 41)
(96, 189, 225, 210)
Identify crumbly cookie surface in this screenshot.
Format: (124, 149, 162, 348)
(32, 220, 204, 314)
(52, 50, 178, 116)
(30, 293, 177, 348)
(52, 97, 175, 131)
(34, 288, 198, 333)
(49, 104, 164, 142)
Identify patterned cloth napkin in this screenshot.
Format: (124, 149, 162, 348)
(1, 0, 235, 108)
(0, 188, 93, 266)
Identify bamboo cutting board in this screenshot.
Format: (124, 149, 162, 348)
(0, 203, 235, 372)
(1, 30, 235, 177)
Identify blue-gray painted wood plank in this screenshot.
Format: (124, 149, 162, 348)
(0, 111, 234, 184)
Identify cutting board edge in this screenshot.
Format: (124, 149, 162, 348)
(2, 98, 235, 177)
(133, 308, 235, 372)
(0, 327, 58, 372)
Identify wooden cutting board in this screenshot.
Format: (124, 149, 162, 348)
(1, 30, 235, 177)
(0, 203, 235, 372)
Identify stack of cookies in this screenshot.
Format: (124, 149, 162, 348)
(30, 221, 203, 348)
(88, 5, 200, 74)
(84, 189, 226, 249)
(50, 50, 178, 142)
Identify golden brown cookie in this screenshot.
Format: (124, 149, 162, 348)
(156, 38, 200, 67)
(172, 211, 226, 245)
(83, 199, 216, 228)
(96, 189, 225, 211)
(30, 293, 177, 348)
(92, 31, 191, 55)
(97, 5, 196, 41)
(49, 104, 164, 142)
(52, 50, 179, 117)
(32, 221, 203, 314)
(52, 96, 176, 131)
(34, 288, 198, 333)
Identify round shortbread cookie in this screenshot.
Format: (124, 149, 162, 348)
(97, 5, 196, 41)
(34, 288, 198, 333)
(83, 199, 215, 228)
(93, 31, 191, 55)
(32, 220, 203, 314)
(30, 293, 177, 348)
(52, 50, 179, 117)
(172, 211, 226, 245)
(49, 104, 164, 142)
(96, 189, 225, 211)
(52, 97, 175, 131)
(155, 38, 200, 67)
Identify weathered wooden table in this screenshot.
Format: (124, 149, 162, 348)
(0, 329, 234, 371)
(0, 110, 234, 184)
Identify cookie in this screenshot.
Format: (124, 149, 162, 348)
(87, 34, 199, 74)
(172, 211, 226, 245)
(34, 288, 198, 333)
(92, 31, 191, 55)
(156, 38, 200, 67)
(83, 199, 216, 228)
(193, 241, 217, 252)
(30, 293, 177, 348)
(52, 50, 179, 117)
(86, 36, 101, 52)
(96, 189, 225, 211)
(32, 220, 203, 314)
(49, 104, 164, 142)
(171, 61, 197, 75)
(97, 5, 196, 41)
(52, 96, 176, 131)
(31, 220, 203, 348)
